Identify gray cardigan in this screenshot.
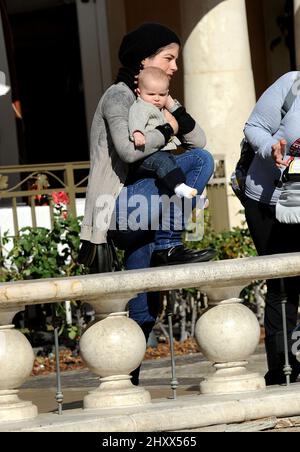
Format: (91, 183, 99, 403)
(81, 82, 206, 244)
(128, 97, 181, 151)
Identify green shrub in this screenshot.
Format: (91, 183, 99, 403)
(0, 215, 86, 282)
(0, 206, 88, 342)
(187, 211, 257, 260)
(183, 211, 261, 315)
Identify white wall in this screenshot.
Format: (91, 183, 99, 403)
(0, 199, 86, 247)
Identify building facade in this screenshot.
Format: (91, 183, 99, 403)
(0, 0, 298, 229)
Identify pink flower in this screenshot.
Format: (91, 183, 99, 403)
(52, 191, 70, 205)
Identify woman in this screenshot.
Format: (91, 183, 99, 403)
(81, 23, 215, 384)
(243, 71, 300, 385)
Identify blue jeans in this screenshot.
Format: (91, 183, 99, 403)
(134, 150, 186, 192)
(138, 150, 181, 179)
(111, 148, 214, 330)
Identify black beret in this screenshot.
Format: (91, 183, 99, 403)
(119, 22, 181, 69)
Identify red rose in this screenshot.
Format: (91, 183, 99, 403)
(52, 191, 70, 205)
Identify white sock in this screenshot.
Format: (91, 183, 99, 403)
(201, 197, 209, 209)
(175, 183, 198, 199)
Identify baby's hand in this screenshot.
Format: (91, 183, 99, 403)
(133, 131, 146, 148)
(163, 109, 179, 135)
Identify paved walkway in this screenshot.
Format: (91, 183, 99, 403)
(6, 345, 300, 431)
(19, 345, 268, 414)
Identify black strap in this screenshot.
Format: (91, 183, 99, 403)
(108, 237, 122, 272)
(281, 73, 300, 118)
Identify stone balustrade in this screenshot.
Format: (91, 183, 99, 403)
(1, 252, 300, 423)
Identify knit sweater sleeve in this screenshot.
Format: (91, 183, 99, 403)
(102, 85, 166, 164)
(128, 100, 152, 138)
(244, 72, 299, 159)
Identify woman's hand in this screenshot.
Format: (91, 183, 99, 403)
(133, 131, 146, 148)
(271, 139, 288, 168)
(163, 109, 179, 135)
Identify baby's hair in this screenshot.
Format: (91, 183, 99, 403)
(138, 67, 169, 89)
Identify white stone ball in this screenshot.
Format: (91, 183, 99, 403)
(0, 328, 35, 389)
(195, 302, 260, 363)
(80, 316, 146, 377)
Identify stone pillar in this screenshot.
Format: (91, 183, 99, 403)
(0, 307, 37, 422)
(0, 14, 19, 167)
(294, 0, 300, 70)
(195, 285, 265, 395)
(80, 294, 151, 410)
(180, 0, 256, 228)
(75, 0, 112, 130)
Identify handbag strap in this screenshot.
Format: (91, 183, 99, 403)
(107, 237, 122, 271)
(281, 72, 300, 118)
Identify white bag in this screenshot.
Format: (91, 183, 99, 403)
(276, 158, 300, 224)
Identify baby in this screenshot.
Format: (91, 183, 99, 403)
(128, 67, 198, 199)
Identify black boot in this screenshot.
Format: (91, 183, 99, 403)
(130, 366, 141, 386)
(151, 245, 216, 267)
(130, 321, 155, 386)
(264, 333, 300, 386)
(265, 357, 300, 385)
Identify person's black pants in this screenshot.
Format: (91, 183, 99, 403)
(244, 197, 300, 384)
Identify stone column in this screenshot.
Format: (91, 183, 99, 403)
(0, 14, 19, 167)
(180, 0, 256, 228)
(294, 0, 300, 70)
(195, 285, 265, 395)
(0, 307, 37, 422)
(80, 294, 151, 410)
(75, 0, 112, 130)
